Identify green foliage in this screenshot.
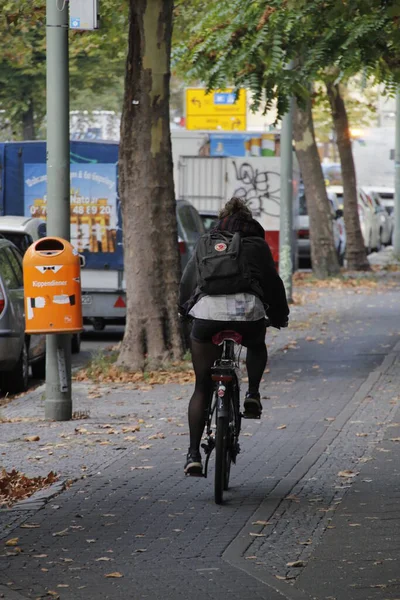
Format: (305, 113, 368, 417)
(173, 0, 400, 120)
(0, 0, 128, 140)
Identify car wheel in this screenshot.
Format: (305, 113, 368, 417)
(71, 332, 81, 354)
(31, 356, 46, 380)
(1, 342, 29, 394)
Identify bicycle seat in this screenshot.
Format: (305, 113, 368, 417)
(212, 330, 243, 346)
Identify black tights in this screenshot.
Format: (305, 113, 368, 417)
(188, 340, 268, 453)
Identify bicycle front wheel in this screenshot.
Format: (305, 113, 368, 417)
(215, 414, 230, 504)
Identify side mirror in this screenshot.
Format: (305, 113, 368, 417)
(335, 209, 343, 219)
(79, 254, 86, 268)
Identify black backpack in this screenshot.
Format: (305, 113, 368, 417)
(194, 231, 262, 297)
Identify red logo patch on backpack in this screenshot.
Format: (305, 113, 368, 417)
(214, 243, 227, 252)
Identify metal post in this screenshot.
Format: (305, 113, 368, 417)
(394, 88, 400, 258)
(279, 95, 294, 303)
(45, 0, 72, 421)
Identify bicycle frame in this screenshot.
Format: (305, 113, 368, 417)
(202, 338, 242, 479)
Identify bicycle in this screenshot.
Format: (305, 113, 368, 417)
(201, 329, 251, 505)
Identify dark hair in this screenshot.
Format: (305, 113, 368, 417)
(218, 197, 252, 220)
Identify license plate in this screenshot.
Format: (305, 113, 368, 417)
(81, 295, 92, 305)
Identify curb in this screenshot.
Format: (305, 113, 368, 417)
(0, 479, 67, 515)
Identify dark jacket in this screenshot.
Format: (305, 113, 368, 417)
(179, 233, 290, 327)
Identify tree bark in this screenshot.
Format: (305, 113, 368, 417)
(22, 100, 35, 140)
(326, 82, 370, 271)
(293, 98, 340, 278)
(117, 0, 183, 371)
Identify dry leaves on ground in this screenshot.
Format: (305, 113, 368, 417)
(75, 360, 195, 386)
(0, 469, 58, 507)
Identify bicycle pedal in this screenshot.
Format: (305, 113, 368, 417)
(185, 471, 204, 478)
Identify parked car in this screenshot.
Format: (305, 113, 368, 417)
(0, 216, 81, 353)
(359, 186, 394, 245)
(297, 189, 346, 266)
(327, 185, 383, 253)
(176, 199, 205, 270)
(0, 237, 46, 393)
(199, 210, 219, 233)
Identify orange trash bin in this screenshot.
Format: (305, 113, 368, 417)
(23, 237, 83, 334)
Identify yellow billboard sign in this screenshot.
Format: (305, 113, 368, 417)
(185, 88, 246, 131)
(186, 115, 245, 131)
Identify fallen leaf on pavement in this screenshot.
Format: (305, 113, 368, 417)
(105, 572, 123, 578)
(338, 470, 359, 478)
(95, 557, 113, 562)
(5, 538, 19, 547)
(356, 433, 368, 437)
(138, 444, 152, 450)
(249, 533, 266, 537)
(390, 437, 400, 442)
(124, 436, 137, 442)
(277, 425, 287, 430)
(287, 560, 306, 568)
(130, 466, 154, 470)
(148, 433, 165, 440)
(52, 528, 69, 537)
(20, 524, 40, 529)
(122, 426, 140, 433)
(252, 521, 271, 526)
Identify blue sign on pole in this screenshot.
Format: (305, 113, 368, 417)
(70, 17, 81, 29)
(213, 92, 236, 105)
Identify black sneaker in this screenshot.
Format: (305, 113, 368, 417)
(184, 450, 203, 476)
(243, 392, 262, 419)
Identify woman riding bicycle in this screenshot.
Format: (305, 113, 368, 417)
(179, 197, 290, 475)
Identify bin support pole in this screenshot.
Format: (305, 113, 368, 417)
(45, 0, 72, 421)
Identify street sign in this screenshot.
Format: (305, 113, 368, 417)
(186, 88, 246, 131)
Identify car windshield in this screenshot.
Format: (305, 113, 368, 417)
(299, 193, 308, 216)
(201, 215, 218, 232)
(0, 232, 32, 254)
(178, 204, 204, 243)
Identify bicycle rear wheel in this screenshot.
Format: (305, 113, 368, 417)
(215, 414, 230, 504)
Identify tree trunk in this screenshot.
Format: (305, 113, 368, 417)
(293, 98, 340, 278)
(117, 0, 183, 371)
(22, 100, 35, 140)
(326, 82, 370, 271)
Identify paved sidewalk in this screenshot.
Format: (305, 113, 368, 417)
(0, 278, 400, 599)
